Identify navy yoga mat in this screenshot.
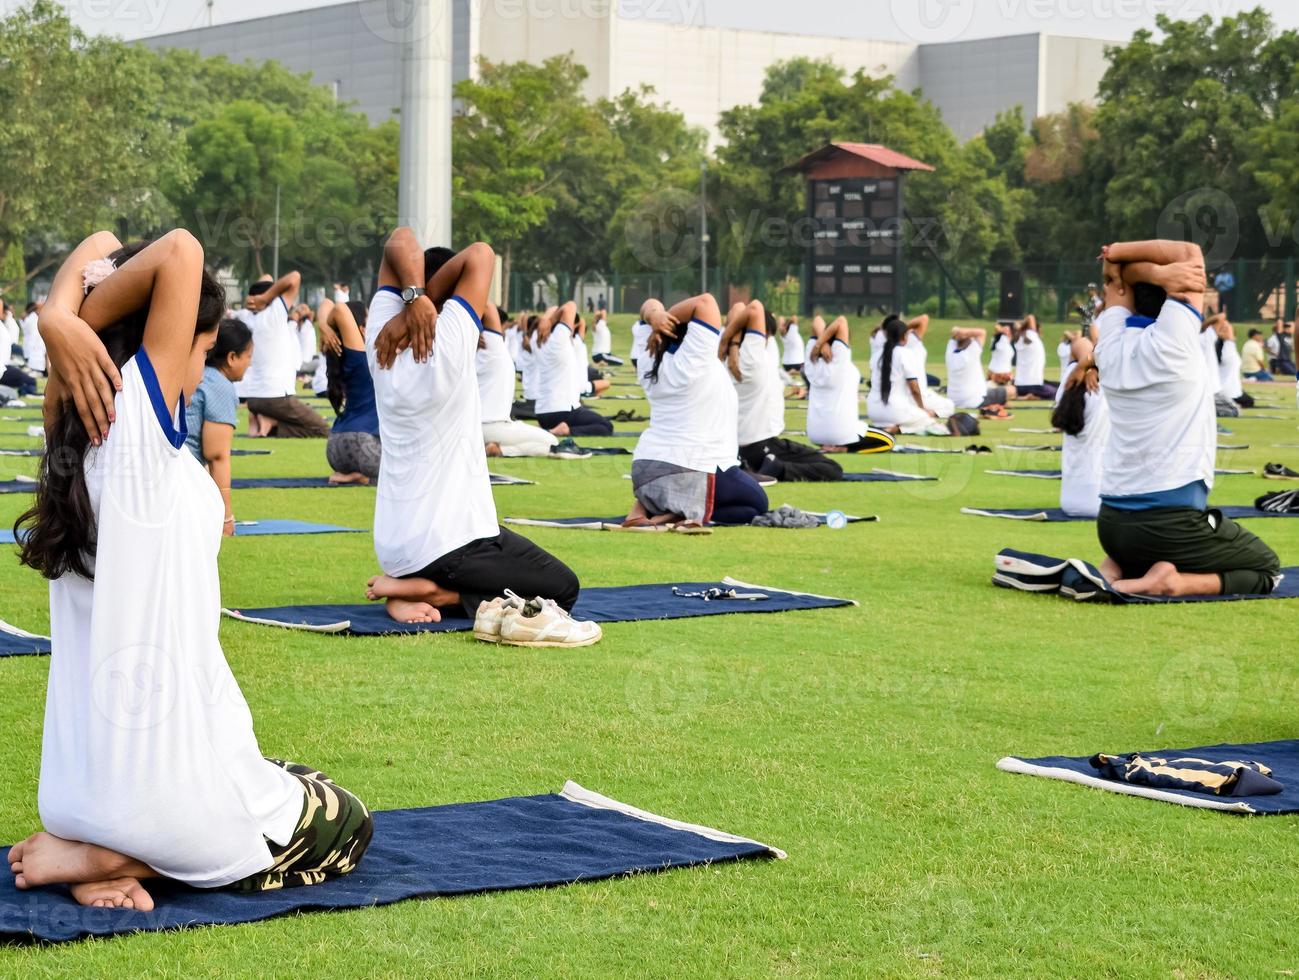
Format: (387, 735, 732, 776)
(0, 621, 50, 657)
(999, 739, 1299, 814)
(0, 521, 361, 545)
(0, 781, 783, 942)
(960, 506, 1299, 522)
(0, 475, 530, 493)
(223, 579, 856, 636)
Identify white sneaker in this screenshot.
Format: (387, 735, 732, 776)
(473, 590, 526, 643)
(498, 598, 602, 648)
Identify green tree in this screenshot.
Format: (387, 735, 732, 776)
(0, 0, 190, 292)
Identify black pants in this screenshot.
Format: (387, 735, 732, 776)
(1, 366, 37, 396)
(1097, 504, 1280, 595)
(404, 526, 580, 616)
(740, 437, 843, 482)
(535, 407, 613, 437)
(712, 466, 769, 525)
(512, 399, 536, 420)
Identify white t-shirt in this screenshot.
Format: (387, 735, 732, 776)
(571, 331, 593, 402)
(1060, 388, 1111, 518)
(505, 324, 524, 365)
(535, 323, 578, 415)
(1095, 301, 1216, 498)
(1218, 337, 1242, 400)
(630, 320, 651, 367)
(780, 322, 804, 367)
(1014, 331, 1045, 387)
(592, 317, 612, 357)
(297, 318, 316, 365)
(1056, 340, 1072, 373)
(735, 331, 786, 447)
(988, 332, 1014, 374)
(0, 313, 12, 363)
(867, 343, 929, 430)
(367, 290, 498, 575)
(22, 311, 45, 372)
(806, 339, 866, 445)
(235, 297, 297, 398)
(946, 338, 988, 409)
(477, 329, 517, 424)
(635, 319, 738, 472)
(1200, 327, 1224, 395)
(869, 329, 886, 372)
(519, 344, 539, 400)
(40, 352, 303, 888)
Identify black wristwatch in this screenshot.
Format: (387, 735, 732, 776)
(400, 286, 426, 305)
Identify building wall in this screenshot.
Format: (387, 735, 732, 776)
(608, 18, 919, 139)
(1040, 34, 1111, 116)
(479, 0, 613, 97)
(916, 34, 1042, 141)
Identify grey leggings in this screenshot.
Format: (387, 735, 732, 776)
(326, 431, 381, 479)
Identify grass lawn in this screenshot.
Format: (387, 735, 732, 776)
(1, 315, 1297, 976)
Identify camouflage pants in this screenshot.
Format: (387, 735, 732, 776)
(229, 760, 374, 892)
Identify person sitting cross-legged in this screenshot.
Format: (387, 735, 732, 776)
(1082, 239, 1280, 597)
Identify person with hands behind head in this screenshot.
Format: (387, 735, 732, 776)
(1051, 332, 1109, 518)
(1085, 240, 1279, 596)
(185, 317, 254, 534)
(361, 229, 588, 638)
(624, 294, 768, 530)
(315, 295, 380, 484)
(478, 302, 558, 457)
(13, 230, 373, 912)
(532, 300, 613, 437)
(803, 315, 895, 453)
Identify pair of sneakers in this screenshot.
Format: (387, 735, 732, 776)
(992, 549, 1118, 602)
(473, 590, 603, 647)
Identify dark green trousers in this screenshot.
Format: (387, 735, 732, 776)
(1097, 505, 1281, 595)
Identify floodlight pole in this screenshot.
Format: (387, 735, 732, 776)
(398, 0, 453, 250)
(699, 160, 709, 297)
(272, 183, 280, 279)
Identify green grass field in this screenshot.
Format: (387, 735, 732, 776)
(1, 316, 1297, 976)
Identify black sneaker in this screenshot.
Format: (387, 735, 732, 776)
(1264, 463, 1299, 480)
(758, 453, 785, 479)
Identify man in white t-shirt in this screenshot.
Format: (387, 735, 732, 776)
(532, 301, 613, 436)
(1013, 315, 1057, 400)
(21, 301, 45, 374)
(360, 232, 593, 641)
(590, 308, 623, 366)
(722, 301, 842, 481)
(1078, 239, 1279, 597)
(945, 326, 1016, 410)
(237, 271, 331, 438)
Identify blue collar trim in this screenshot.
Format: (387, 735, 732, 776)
(691, 318, 720, 336)
(448, 295, 483, 332)
(832, 338, 851, 349)
(378, 285, 401, 297)
(136, 348, 187, 450)
(743, 329, 766, 339)
(1170, 298, 1204, 321)
(1126, 315, 1157, 329)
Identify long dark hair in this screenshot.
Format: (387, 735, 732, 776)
(325, 300, 368, 415)
(877, 315, 909, 405)
(1051, 382, 1088, 436)
(17, 242, 226, 580)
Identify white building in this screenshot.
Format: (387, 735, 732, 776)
(139, 3, 1113, 142)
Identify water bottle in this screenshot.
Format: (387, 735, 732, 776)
(825, 509, 848, 529)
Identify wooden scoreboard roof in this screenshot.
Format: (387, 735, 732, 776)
(782, 142, 936, 176)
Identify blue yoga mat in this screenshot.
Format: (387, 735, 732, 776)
(224, 580, 855, 636)
(0, 623, 50, 657)
(841, 470, 936, 483)
(229, 449, 272, 456)
(999, 739, 1299, 814)
(0, 781, 782, 942)
(0, 479, 36, 494)
(0, 520, 362, 545)
(1, 475, 530, 494)
(961, 506, 1299, 522)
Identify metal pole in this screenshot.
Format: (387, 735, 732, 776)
(272, 184, 280, 279)
(398, 1, 453, 249)
(699, 161, 709, 297)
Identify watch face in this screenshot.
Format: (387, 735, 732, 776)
(401, 287, 415, 303)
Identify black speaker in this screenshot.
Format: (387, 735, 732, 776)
(998, 269, 1025, 320)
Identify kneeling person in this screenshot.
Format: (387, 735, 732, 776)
(362, 229, 598, 645)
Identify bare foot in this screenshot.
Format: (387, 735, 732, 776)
(367, 575, 461, 609)
(9, 832, 151, 890)
(366, 574, 415, 601)
(329, 471, 371, 485)
(384, 598, 441, 624)
(1099, 557, 1123, 584)
(820, 444, 848, 453)
(549, 422, 571, 436)
(485, 442, 503, 457)
(71, 877, 155, 911)
(1114, 561, 1181, 596)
